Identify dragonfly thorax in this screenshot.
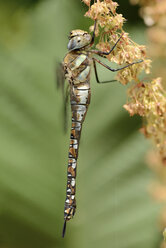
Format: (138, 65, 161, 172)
(67, 29, 92, 51)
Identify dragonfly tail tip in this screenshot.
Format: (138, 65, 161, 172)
(62, 219, 67, 238)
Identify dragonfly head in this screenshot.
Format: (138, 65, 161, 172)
(67, 30, 92, 51)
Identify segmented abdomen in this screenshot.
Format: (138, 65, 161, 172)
(64, 81, 91, 221)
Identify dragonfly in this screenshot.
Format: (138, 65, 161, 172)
(56, 20, 143, 238)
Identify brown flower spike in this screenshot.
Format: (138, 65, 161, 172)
(83, 0, 166, 165)
(130, 0, 166, 57)
(83, 0, 151, 85)
(124, 77, 166, 163)
(130, 0, 166, 244)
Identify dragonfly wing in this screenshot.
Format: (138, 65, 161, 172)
(63, 84, 70, 132)
(56, 62, 70, 132)
(56, 62, 65, 95)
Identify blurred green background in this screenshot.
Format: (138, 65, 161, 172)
(0, 0, 162, 247)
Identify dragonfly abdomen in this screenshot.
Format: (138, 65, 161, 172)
(64, 82, 91, 223)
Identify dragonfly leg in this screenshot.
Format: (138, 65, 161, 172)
(90, 19, 97, 46)
(93, 58, 117, 84)
(93, 57, 143, 72)
(91, 33, 124, 56)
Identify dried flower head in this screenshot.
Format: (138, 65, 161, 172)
(83, 1, 166, 240)
(130, 0, 166, 58)
(124, 78, 166, 162)
(83, 1, 166, 162)
(131, 2, 166, 245)
(84, 0, 150, 85)
(82, 0, 91, 7)
(130, 0, 166, 26)
(163, 228, 166, 241)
